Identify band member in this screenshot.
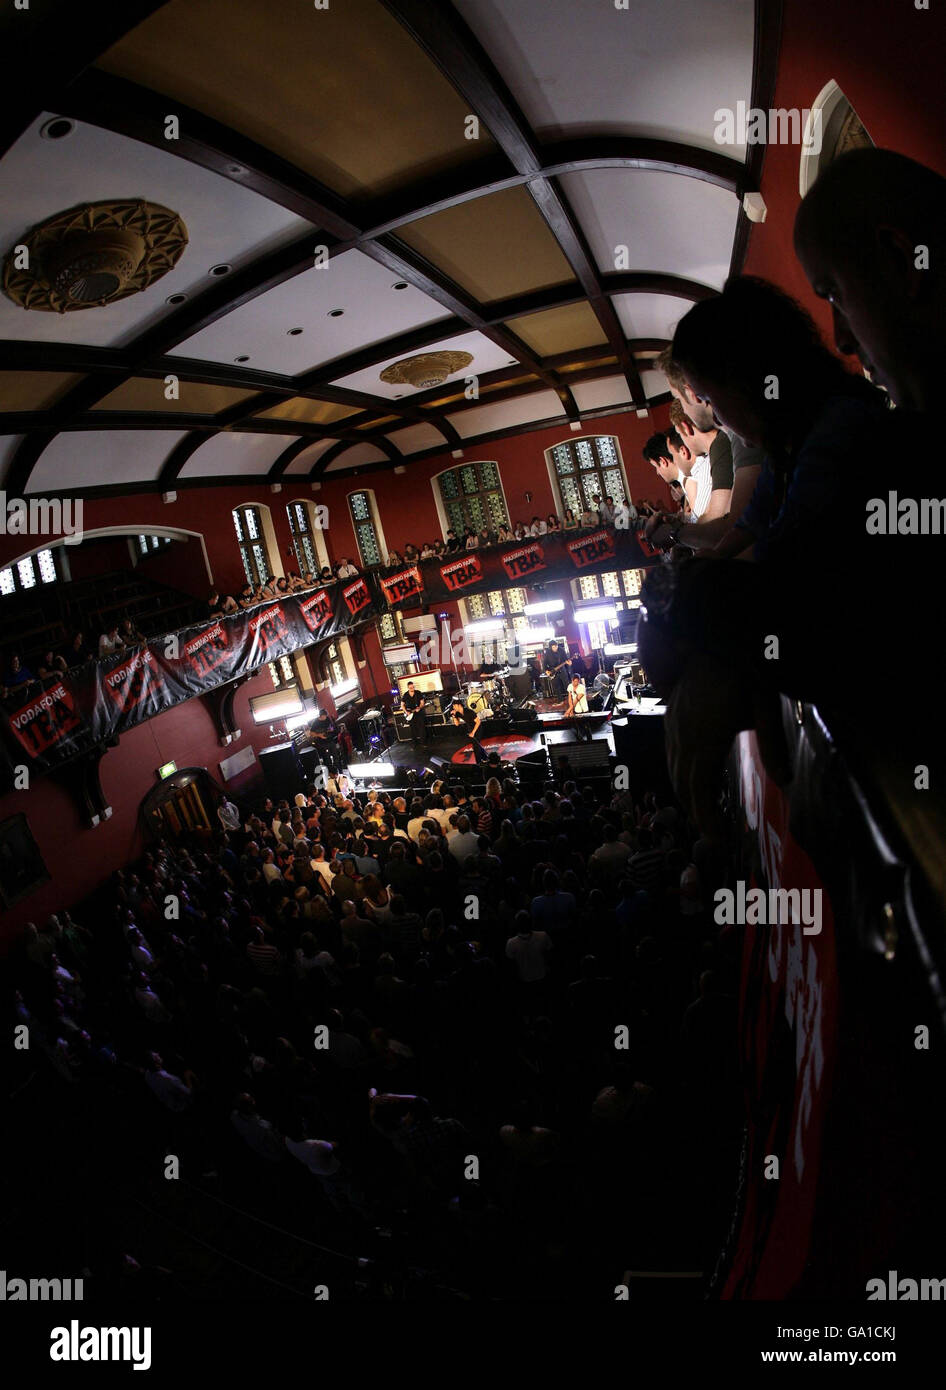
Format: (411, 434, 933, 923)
(564, 673, 589, 717)
(542, 638, 572, 696)
(450, 697, 488, 764)
(402, 681, 428, 746)
(311, 708, 340, 772)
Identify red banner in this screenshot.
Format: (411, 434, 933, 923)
(500, 542, 546, 581)
(381, 565, 423, 606)
(342, 577, 372, 616)
(439, 554, 483, 591)
(102, 649, 167, 717)
(566, 528, 616, 568)
(7, 681, 82, 757)
(299, 589, 333, 632)
(179, 622, 231, 681)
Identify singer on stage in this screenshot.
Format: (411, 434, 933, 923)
(542, 638, 572, 696)
(450, 697, 489, 765)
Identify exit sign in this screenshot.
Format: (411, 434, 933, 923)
(156, 761, 177, 780)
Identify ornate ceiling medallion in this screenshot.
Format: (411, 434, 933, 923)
(3, 199, 188, 312)
(380, 350, 474, 391)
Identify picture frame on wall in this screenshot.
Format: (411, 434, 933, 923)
(0, 813, 51, 908)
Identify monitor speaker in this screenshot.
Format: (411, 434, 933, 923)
(515, 748, 550, 786)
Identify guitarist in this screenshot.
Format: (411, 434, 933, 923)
(542, 639, 572, 697)
(401, 681, 428, 748)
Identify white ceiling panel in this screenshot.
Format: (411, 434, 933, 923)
(282, 439, 340, 475)
(571, 376, 632, 412)
(641, 367, 670, 400)
(611, 293, 695, 343)
(446, 389, 565, 439)
(0, 434, 24, 490)
(26, 429, 187, 494)
(385, 422, 448, 454)
(178, 431, 297, 478)
(455, 0, 755, 157)
(559, 169, 738, 290)
(333, 330, 516, 401)
(171, 249, 451, 374)
(324, 443, 389, 471)
(0, 114, 309, 349)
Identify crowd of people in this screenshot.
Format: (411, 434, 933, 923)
(382, 492, 660, 570)
(10, 766, 742, 1296)
(1, 617, 150, 704)
(632, 147, 945, 830)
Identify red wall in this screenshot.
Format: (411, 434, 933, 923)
(0, 665, 278, 947)
(743, 0, 946, 335)
(134, 535, 210, 598)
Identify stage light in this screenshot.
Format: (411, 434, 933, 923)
(464, 618, 505, 635)
(522, 626, 555, 642)
(575, 604, 618, 623)
(604, 642, 639, 656)
(524, 599, 565, 616)
(330, 676, 360, 699)
(285, 711, 313, 732)
(347, 762, 395, 778)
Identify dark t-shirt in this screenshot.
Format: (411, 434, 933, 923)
(708, 431, 734, 491)
(403, 690, 425, 712)
(452, 705, 476, 733)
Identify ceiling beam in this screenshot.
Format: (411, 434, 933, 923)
(378, 0, 644, 403)
(730, 0, 784, 279)
(0, 0, 171, 159)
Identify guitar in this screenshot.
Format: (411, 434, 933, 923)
(544, 657, 572, 676)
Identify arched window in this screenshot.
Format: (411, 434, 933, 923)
(799, 80, 873, 197)
(233, 505, 269, 588)
(286, 500, 319, 575)
(434, 461, 508, 538)
(0, 548, 58, 596)
(347, 489, 385, 568)
(546, 436, 629, 520)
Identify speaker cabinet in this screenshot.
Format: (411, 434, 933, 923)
(610, 713, 671, 795)
(259, 742, 302, 800)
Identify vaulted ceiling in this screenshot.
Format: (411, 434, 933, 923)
(0, 0, 780, 497)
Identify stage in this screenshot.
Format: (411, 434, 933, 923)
(361, 698, 616, 778)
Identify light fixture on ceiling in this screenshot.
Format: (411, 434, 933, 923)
(3, 199, 188, 313)
(209, 263, 231, 277)
(328, 308, 344, 317)
(234, 355, 250, 363)
(392, 281, 409, 290)
(287, 326, 304, 335)
(166, 292, 187, 306)
(380, 350, 473, 391)
(40, 117, 76, 141)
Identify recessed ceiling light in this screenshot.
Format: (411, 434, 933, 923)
(40, 117, 76, 141)
(165, 292, 188, 306)
(287, 327, 304, 335)
(392, 281, 409, 290)
(209, 263, 231, 277)
(226, 164, 246, 176)
(234, 355, 250, 363)
(328, 308, 344, 317)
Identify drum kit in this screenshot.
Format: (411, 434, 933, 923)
(462, 669, 513, 717)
